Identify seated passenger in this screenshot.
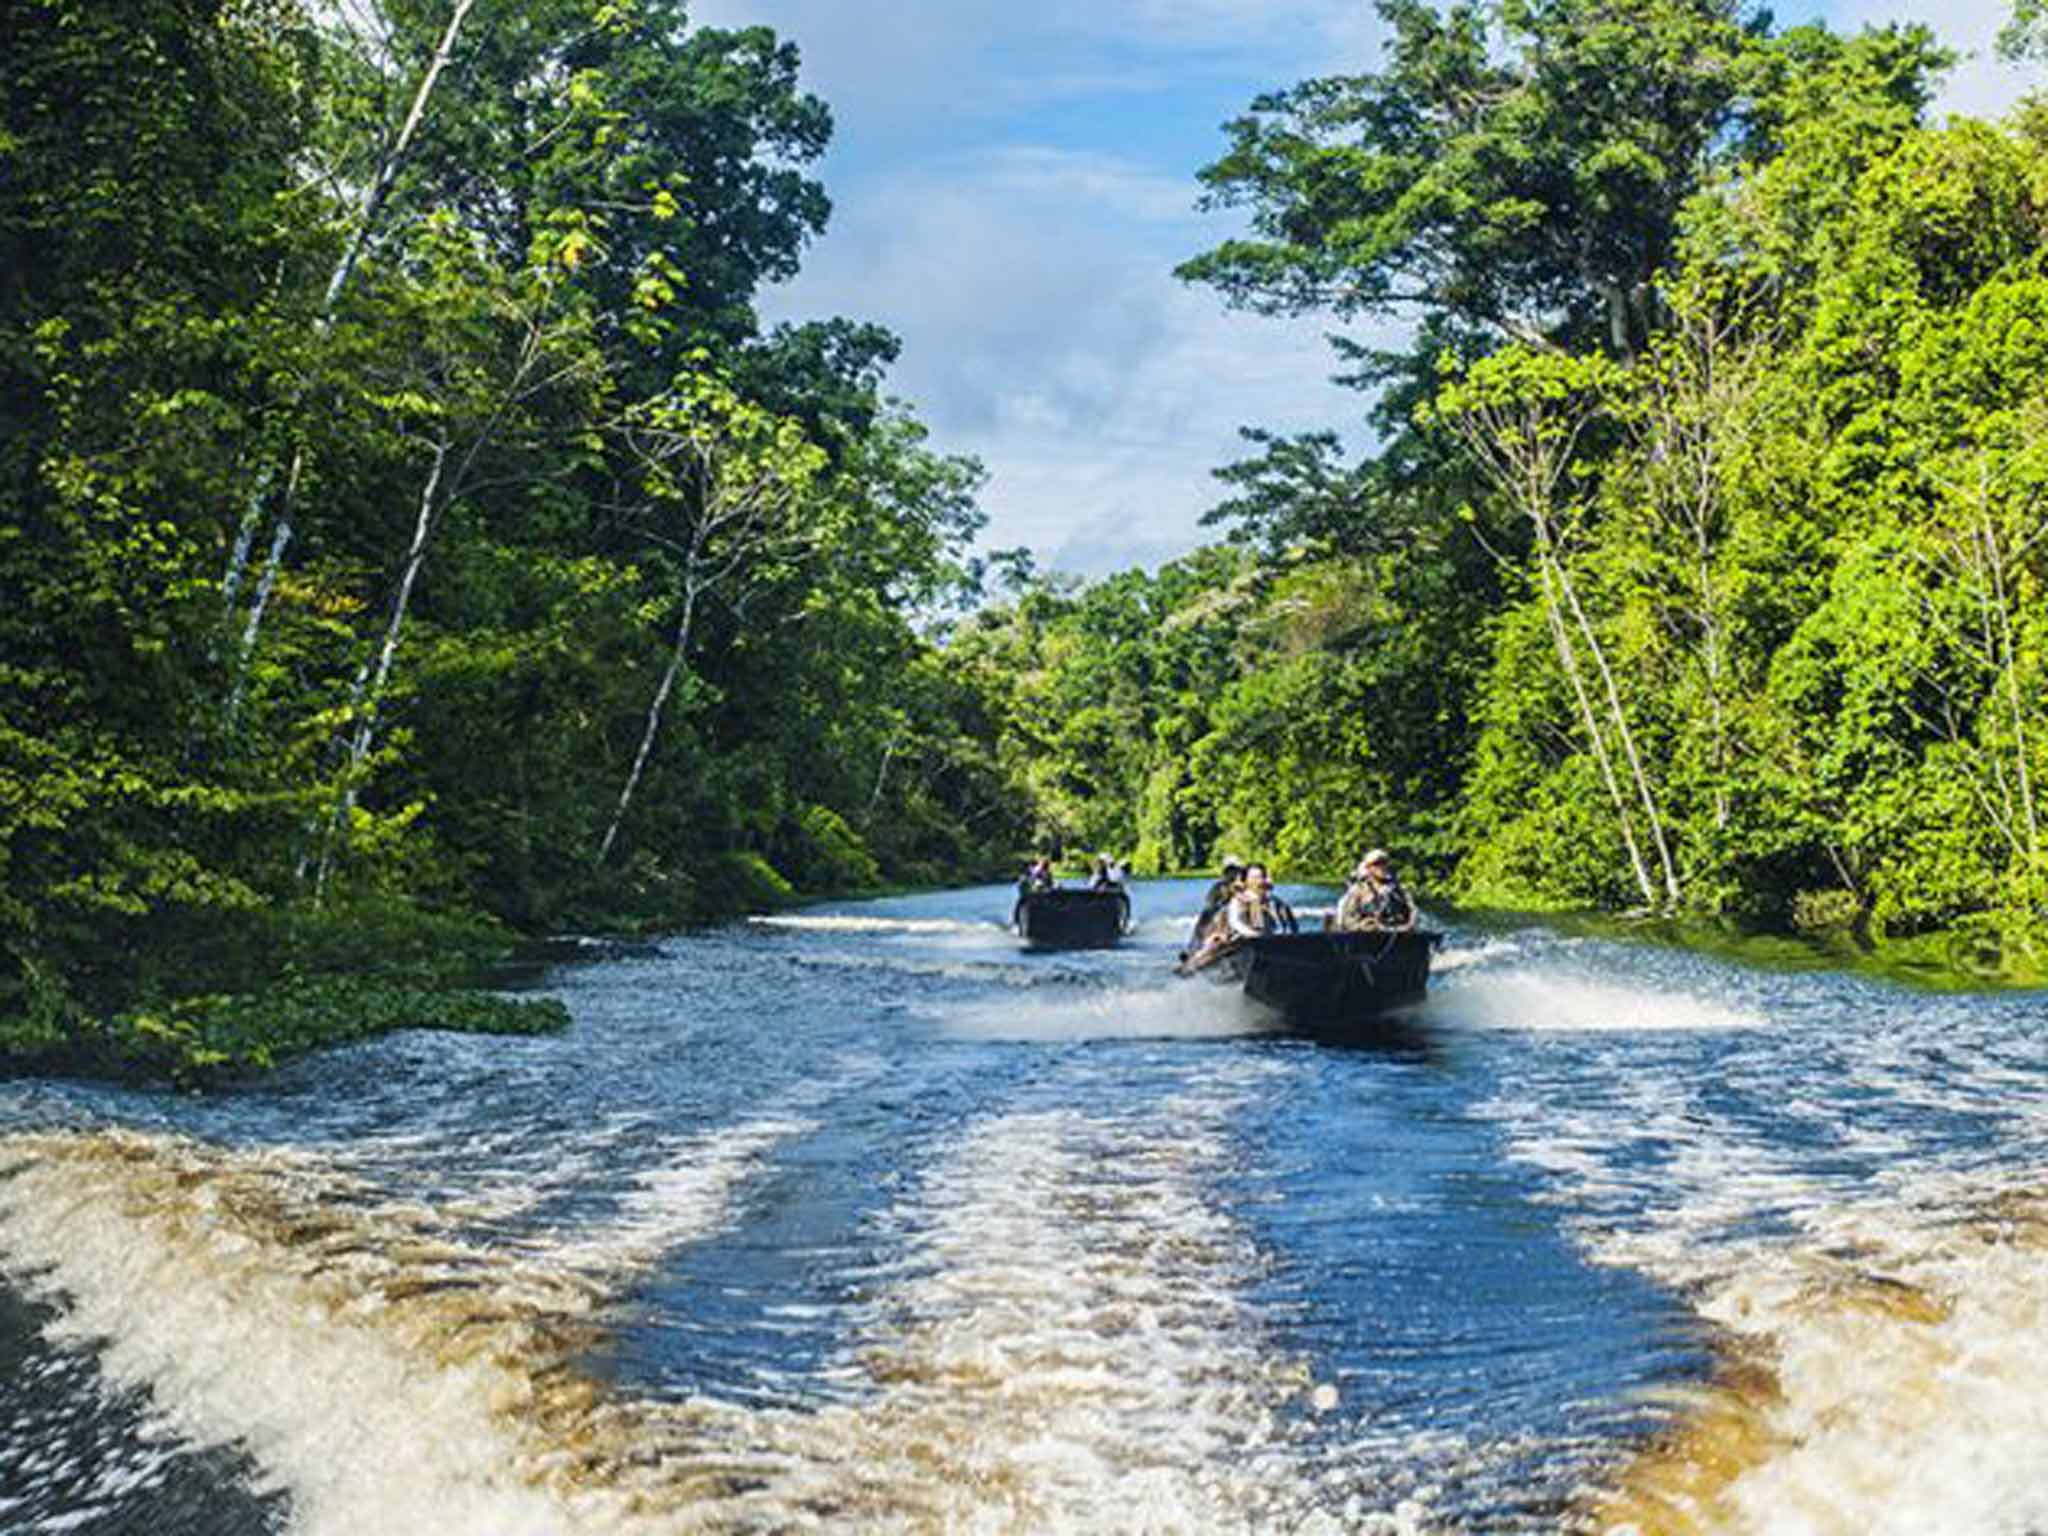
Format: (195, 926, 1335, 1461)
(1227, 863, 1298, 939)
(1020, 856, 1056, 893)
(1333, 848, 1415, 933)
(1186, 856, 1246, 954)
(1089, 856, 1119, 891)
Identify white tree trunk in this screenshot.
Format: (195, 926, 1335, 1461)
(1553, 556, 1682, 907)
(229, 0, 479, 693)
(323, 0, 479, 317)
(1538, 552, 1659, 908)
(1983, 512, 2041, 864)
(597, 581, 702, 866)
(312, 439, 449, 903)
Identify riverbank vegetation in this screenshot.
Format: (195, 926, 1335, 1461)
(8, 0, 2045, 1080)
(965, 0, 2048, 979)
(1, 0, 1027, 1074)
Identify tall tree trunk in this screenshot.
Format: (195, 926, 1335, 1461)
(312, 439, 450, 903)
(1696, 540, 1732, 832)
(220, 465, 268, 621)
(597, 580, 702, 867)
(322, 0, 479, 318)
(1537, 550, 1659, 908)
(1984, 510, 2040, 864)
(1553, 554, 1682, 907)
(227, 0, 479, 699)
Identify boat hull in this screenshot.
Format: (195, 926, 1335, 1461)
(1185, 930, 1438, 1041)
(1013, 888, 1131, 950)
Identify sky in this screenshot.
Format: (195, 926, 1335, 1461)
(688, 0, 2038, 576)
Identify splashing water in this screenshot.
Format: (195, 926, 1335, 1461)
(2, 880, 2045, 1533)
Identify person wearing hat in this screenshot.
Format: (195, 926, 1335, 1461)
(1333, 848, 1416, 933)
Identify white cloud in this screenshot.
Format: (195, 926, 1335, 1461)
(759, 140, 1371, 570)
(678, 3, 1398, 570)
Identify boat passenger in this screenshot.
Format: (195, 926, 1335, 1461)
(1227, 864, 1299, 938)
(1186, 856, 1246, 954)
(1089, 857, 1119, 891)
(1020, 856, 1056, 893)
(1332, 848, 1415, 933)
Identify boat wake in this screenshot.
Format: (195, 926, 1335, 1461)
(1468, 974, 2048, 1535)
(748, 914, 1008, 939)
(935, 980, 1267, 1042)
(1440, 968, 1766, 1034)
(782, 948, 1110, 990)
(1584, 1176, 2048, 1535)
(0, 1071, 1453, 1534)
(1431, 937, 1529, 973)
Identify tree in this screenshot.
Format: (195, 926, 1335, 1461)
(596, 378, 826, 865)
(224, 0, 487, 698)
(1178, 0, 1790, 360)
(1431, 346, 1680, 907)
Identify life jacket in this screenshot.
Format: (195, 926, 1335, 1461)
(1376, 877, 1413, 927)
(1234, 892, 1281, 935)
(1346, 876, 1411, 929)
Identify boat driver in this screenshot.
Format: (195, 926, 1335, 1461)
(1333, 848, 1416, 932)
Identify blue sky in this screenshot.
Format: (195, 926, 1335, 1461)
(689, 0, 2036, 575)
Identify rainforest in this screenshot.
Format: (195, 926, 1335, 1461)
(4, 0, 2046, 1082)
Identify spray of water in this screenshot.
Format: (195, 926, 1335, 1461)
(748, 915, 1008, 938)
(1584, 1184, 2048, 1535)
(937, 979, 1269, 1043)
(1441, 969, 1765, 1035)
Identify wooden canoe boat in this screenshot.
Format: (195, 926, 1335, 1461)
(1179, 929, 1439, 1040)
(1013, 887, 1133, 950)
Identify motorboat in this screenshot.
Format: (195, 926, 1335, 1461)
(1012, 886, 1132, 950)
(1178, 928, 1438, 1041)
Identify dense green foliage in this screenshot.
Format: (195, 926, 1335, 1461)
(6, 974, 570, 1087)
(996, 0, 2046, 971)
(1, 0, 1025, 1073)
(10, 0, 2047, 1075)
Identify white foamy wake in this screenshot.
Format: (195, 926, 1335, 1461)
(0, 1135, 572, 1534)
(938, 979, 1267, 1042)
(0, 1114, 815, 1536)
(725, 1054, 1492, 1534)
(1443, 969, 1766, 1034)
(1584, 1179, 2048, 1536)
(783, 948, 1063, 988)
(546, 1118, 814, 1277)
(105, 1058, 1479, 1525)
(0, 1056, 1450, 1534)
(317, 1114, 663, 1232)
(1431, 937, 1528, 973)
(1471, 982, 2048, 1533)
(768, 1067, 1356, 1532)
(1136, 912, 1200, 937)
(748, 914, 1007, 938)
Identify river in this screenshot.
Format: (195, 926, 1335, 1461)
(1, 878, 2045, 1534)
